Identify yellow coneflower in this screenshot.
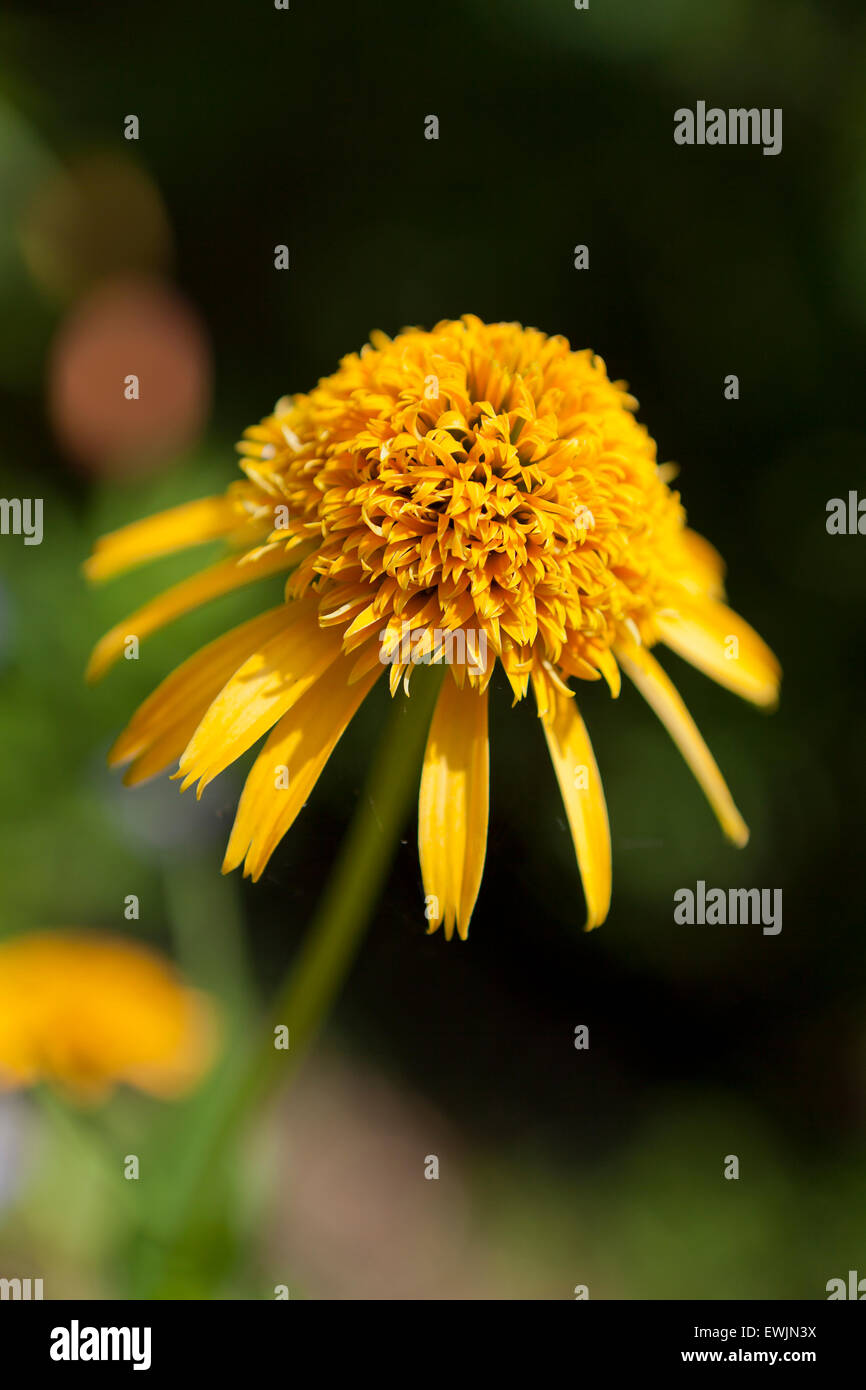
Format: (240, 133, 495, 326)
(86, 316, 780, 939)
(0, 931, 217, 1100)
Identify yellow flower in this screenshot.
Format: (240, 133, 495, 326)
(0, 931, 217, 1100)
(87, 316, 780, 939)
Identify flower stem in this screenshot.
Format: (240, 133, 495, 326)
(242, 665, 443, 1110)
(137, 668, 442, 1292)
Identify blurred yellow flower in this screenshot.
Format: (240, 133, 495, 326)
(0, 931, 218, 1101)
(87, 316, 780, 940)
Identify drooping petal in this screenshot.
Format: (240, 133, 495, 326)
(178, 599, 344, 796)
(656, 595, 780, 708)
(85, 545, 294, 682)
(675, 527, 727, 600)
(85, 497, 245, 582)
(222, 651, 381, 880)
(418, 678, 489, 940)
(595, 646, 622, 698)
(532, 668, 611, 931)
(110, 607, 290, 784)
(616, 638, 749, 846)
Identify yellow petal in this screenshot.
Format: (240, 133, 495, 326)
(616, 638, 749, 847)
(418, 678, 489, 940)
(532, 668, 611, 930)
(222, 651, 381, 880)
(86, 545, 293, 683)
(676, 527, 727, 600)
(110, 607, 290, 782)
(656, 595, 781, 708)
(596, 646, 622, 699)
(178, 599, 343, 796)
(85, 497, 244, 583)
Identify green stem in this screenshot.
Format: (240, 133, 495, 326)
(239, 664, 442, 1112)
(137, 667, 442, 1291)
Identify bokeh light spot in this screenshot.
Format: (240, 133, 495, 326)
(48, 276, 211, 477)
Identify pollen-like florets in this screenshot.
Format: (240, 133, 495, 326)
(230, 315, 701, 698)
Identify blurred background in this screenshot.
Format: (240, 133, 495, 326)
(0, 0, 865, 1299)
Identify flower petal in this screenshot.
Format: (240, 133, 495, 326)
(110, 607, 290, 783)
(178, 599, 343, 796)
(656, 595, 781, 708)
(675, 527, 727, 600)
(532, 668, 611, 930)
(418, 678, 489, 940)
(222, 650, 381, 880)
(85, 497, 245, 583)
(616, 638, 749, 847)
(85, 545, 294, 683)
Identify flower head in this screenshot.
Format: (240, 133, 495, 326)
(0, 931, 217, 1100)
(87, 316, 780, 938)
